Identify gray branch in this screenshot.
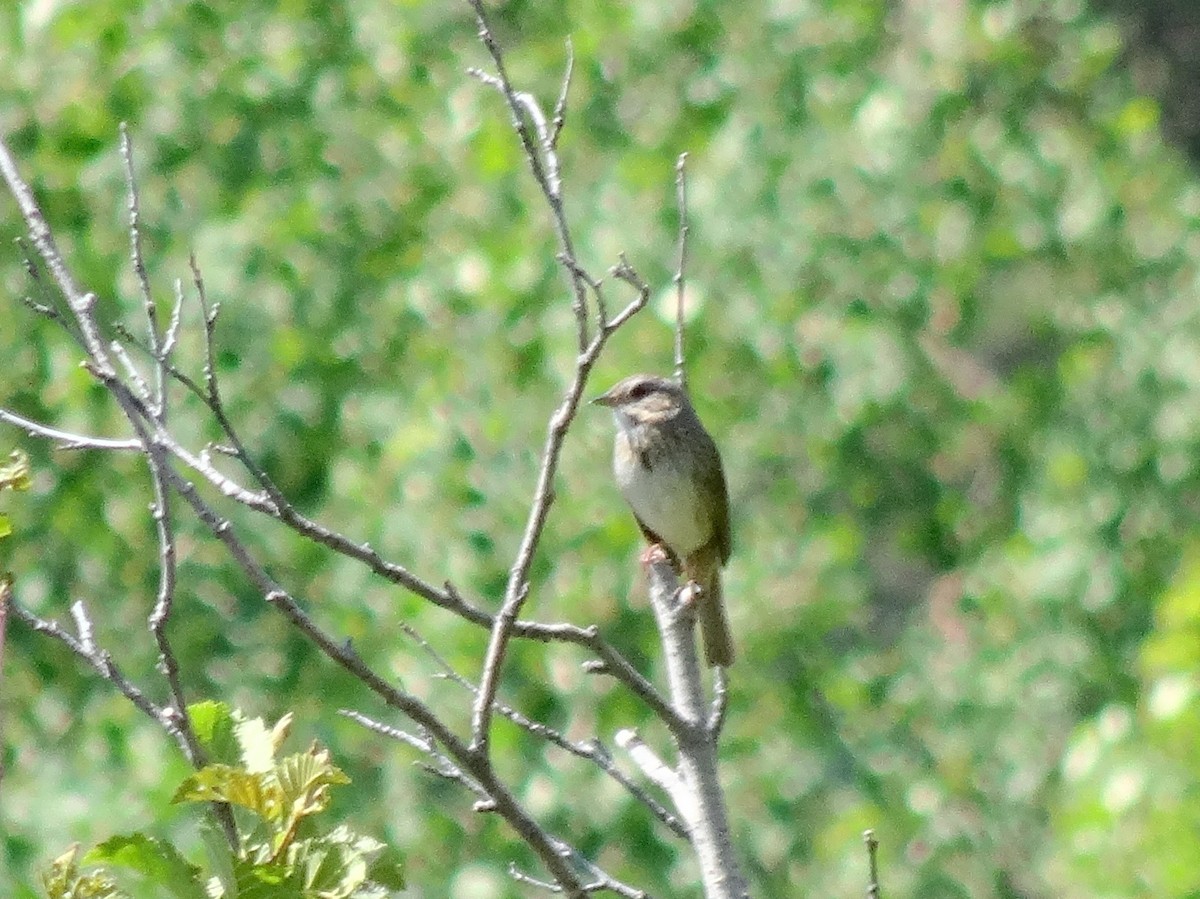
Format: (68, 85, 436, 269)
(640, 559, 749, 898)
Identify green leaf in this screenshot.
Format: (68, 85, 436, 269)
(229, 855, 305, 899)
(41, 844, 128, 899)
(284, 827, 401, 899)
(86, 833, 206, 899)
(276, 743, 350, 821)
(188, 701, 240, 766)
(173, 765, 283, 822)
(365, 845, 406, 891)
(197, 820, 237, 899)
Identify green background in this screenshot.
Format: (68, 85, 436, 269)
(4, 0, 1200, 896)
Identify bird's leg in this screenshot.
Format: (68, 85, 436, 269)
(634, 518, 681, 570)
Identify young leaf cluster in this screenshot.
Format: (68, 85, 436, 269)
(42, 703, 405, 899)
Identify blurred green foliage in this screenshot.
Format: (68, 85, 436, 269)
(3, 0, 1200, 896)
(41, 703, 404, 899)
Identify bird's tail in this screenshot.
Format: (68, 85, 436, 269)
(689, 546, 734, 667)
(699, 572, 735, 667)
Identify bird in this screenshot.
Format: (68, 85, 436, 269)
(593, 373, 734, 667)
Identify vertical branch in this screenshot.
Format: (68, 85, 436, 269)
(3, 130, 236, 842)
(144, 444, 201, 765)
(470, 346, 593, 754)
(121, 130, 205, 774)
(119, 124, 166, 416)
(644, 559, 748, 899)
(673, 152, 690, 389)
(864, 829, 882, 899)
(463, 2, 650, 759)
(466, 0, 590, 351)
(0, 574, 9, 783)
(549, 38, 574, 148)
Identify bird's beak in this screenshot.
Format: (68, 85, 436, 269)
(591, 387, 617, 407)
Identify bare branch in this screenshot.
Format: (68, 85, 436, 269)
(471, 315, 644, 753)
(161, 278, 185, 361)
(6, 584, 238, 846)
(109, 337, 153, 404)
(0, 140, 114, 375)
(462, 43, 656, 742)
(607, 256, 651, 332)
(340, 710, 434, 754)
(615, 728, 695, 828)
(644, 560, 748, 897)
(404, 623, 689, 840)
(673, 153, 690, 388)
(340, 710, 490, 799)
(864, 829, 882, 899)
(544, 622, 682, 730)
(510, 862, 649, 899)
(14, 241, 85, 351)
(120, 123, 167, 416)
(508, 867, 562, 894)
(6, 592, 167, 734)
(0, 407, 141, 451)
(466, 0, 591, 351)
(143, 431, 202, 770)
(550, 38, 574, 149)
(156, 457, 595, 895)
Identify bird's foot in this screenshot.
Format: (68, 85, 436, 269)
(640, 543, 672, 566)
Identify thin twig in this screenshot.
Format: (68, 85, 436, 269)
(161, 279, 185, 361)
(466, 0, 591, 350)
(14, 236, 82, 347)
(161, 460, 593, 896)
(0, 140, 113, 374)
(404, 623, 689, 840)
(615, 729, 695, 828)
(340, 710, 489, 799)
(109, 338, 153, 404)
(608, 256, 651, 332)
(509, 863, 648, 899)
(119, 123, 167, 416)
(0, 575, 9, 782)
(558, 254, 609, 331)
(864, 829, 882, 899)
(0, 407, 141, 451)
(470, 314, 647, 754)
(7, 593, 166, 733)
(188, 256, 288, 512)
(550, 38, 574, 149)
(143, 435, 201, 769)
(6, 586, 237, 844)
(673, 153, 689, 389)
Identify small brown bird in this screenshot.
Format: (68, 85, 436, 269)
(594, 373, 734, 667)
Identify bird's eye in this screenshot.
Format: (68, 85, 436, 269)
(629, 381, 652, 400)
